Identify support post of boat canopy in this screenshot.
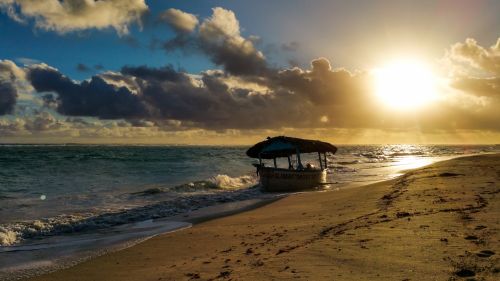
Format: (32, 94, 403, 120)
(273, 158, 277, 168)
(296, 147, 303, 169)
(318, 152, 323, 169)
(323, 153, 328, 169)
(287, 156, 292, 169)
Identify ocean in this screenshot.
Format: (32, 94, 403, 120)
(0, 144, 498, 279)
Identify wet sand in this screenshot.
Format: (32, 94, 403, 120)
(28, 154, 499, 280)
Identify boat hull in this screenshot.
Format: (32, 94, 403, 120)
(259, 167, 327, 192)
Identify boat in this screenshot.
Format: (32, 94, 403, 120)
(246, 136, 338, 192)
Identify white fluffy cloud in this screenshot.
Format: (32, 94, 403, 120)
(163, 7, 268, 76)
(159, 8, 198, 33)
(447, 37, 500, 75)
(0, 0, 148, 35)
(445, 38, 500, 98)
(199, 7, 241, 39)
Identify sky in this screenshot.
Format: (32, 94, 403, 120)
(0, 0, 499, 145)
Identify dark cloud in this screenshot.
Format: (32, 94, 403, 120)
(23, 57, 375, 130)
(270, 58, 371, 106)
(27, 65, 149, 119)
(0, 60, 21, 115)
(15, 55, 500, 133)
(0, 80, 17, 115)
(133, 70, 306, 130)
(162, 34, 198, 54)
(121, 64, 186, 82)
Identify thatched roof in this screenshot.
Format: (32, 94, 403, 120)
(246, 136, 337, 159)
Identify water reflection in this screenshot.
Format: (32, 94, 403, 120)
(392, 156, 433, 170)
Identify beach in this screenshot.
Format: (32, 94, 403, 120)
(24, 153, 499, 280)
(1, 1, 499, 280)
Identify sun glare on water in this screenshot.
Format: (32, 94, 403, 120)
(373, 59, 437, 110)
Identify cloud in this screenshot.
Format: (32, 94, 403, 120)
(16, 57, 41, 66)
(197, 7, 268, 76)
(451, 76, 500, 97)
(0, 80, 17, 115)
(27, 64, 149, 119)
(448, 38, 500, 75)
(0, 118, 24, 136)
(0, 59, 25, 81)
(437, 38, 500, 132)
(1, 53, 497, 142)
(23, 111, 64, 131)
(163, 7, 269, 76)
(270, 58, 371, 107)
(0, 0, 148, 35)
(445, 38, 500, 101)
(0, 60, 24, 115)
(22, 58, 375, 130)
(121, 64, 187, 82)
(159, 8, 198, 33)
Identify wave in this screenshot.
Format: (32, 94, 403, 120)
(209, 174, 256, 189)
(135, 174, 258, 195)
(0, 175, 261, 246)
(0, 227, 17, 246)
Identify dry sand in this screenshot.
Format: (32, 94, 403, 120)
(28, 154, 499, 280)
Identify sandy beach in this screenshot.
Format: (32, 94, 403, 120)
(27, 154, 499, 281)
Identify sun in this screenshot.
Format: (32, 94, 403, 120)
(373, 59, 437, 110)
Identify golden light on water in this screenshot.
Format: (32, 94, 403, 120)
(373, 59, 437, 110)
(394, 156, 433, 170)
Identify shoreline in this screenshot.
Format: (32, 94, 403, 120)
(0, 197, 285, 281)
(17, 154, 500, 280)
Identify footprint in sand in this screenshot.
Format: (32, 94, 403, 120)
(217, 271, 231, 278)
(438, 172, 463, 177)
(476, 250, 495, 258)
(464, 235, 478, 241)
(185, 273, 201, 279)
(454, 268, 475, 277)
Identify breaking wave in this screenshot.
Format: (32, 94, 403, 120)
(0, 174, 260, 246)
(135, 174, 257, 195)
